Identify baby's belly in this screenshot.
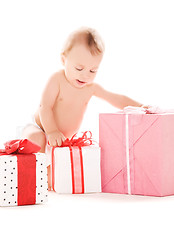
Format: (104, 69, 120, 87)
(53, 106, 86, 138)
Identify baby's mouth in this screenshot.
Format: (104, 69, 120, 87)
(76, 79, 86, 85)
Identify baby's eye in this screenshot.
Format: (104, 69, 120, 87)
(75, 67, 83, 71)
(90, 70, 97, 73)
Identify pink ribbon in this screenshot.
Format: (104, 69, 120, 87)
(123, 106, 174, 114)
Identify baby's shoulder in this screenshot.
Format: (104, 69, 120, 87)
(46, 70, 64, 88)
(86, 82, 101, 94)
(81, 82, 100, 98)
(49, 70, 63, 82)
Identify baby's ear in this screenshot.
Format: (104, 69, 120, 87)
(61, 53, 65, 65)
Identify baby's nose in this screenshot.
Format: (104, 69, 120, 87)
(81, 73, 90, 81)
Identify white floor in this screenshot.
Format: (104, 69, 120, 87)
(1, 191, 174, 240)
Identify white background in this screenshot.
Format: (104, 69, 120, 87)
(0, 0, 174, 239)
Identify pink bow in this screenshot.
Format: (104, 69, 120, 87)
(123, 106, 174, 114)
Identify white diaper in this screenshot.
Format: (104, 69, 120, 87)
(16, 115, 43, 138)
(32, 115, 43, 131)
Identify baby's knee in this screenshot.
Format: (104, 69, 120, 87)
(31, 132, 46, 153)
(23, 128, 46, 153)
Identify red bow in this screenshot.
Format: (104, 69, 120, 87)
(61, 131, 93, 148)
(0, 139, 41, 155)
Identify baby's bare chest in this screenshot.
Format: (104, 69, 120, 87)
(54, 85, 93, 111)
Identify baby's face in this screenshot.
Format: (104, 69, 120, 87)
(62, 44, 103, 88)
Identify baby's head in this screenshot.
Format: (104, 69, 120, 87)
(62, 27, 105, 57)
(61, 27, 105, 88)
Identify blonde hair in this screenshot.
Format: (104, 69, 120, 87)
(61, 27, 105, 56)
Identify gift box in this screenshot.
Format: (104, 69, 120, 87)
(46, 132, 101, 194)
(0, 139, 48, 206)
(99, 108, 174, 197)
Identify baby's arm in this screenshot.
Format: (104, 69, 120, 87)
(92, 83, 142, 109)
(39, 72, 66, 146)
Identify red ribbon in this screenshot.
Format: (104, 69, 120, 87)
(0, 139, 41, 155)
(51, 131, 93, 193)
(61, 131, 93, 147)
(0, 139, 41, 205)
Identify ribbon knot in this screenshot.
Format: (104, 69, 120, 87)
(0, 139, 41, 155)
(123, 106, 174, 114)
(61, 131, 94, 148)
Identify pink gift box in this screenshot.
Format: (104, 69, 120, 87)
(99, 112, 174, 196)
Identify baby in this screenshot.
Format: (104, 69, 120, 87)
(22, 27, 146, 151)
(22, 27, 148, 188)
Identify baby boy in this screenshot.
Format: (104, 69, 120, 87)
(22, 27, 149, 189)
(22, 27, 146, 152)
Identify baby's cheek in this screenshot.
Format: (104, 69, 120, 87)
(72, 71, 78, 79)
(90, 76, 96, 82)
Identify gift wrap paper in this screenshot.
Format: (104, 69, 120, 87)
(51, 146, 101, 194)
(99, 112, 174, 197)
(0, 153, 48, 206)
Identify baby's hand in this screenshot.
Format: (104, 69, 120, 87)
(141, 104, 152, 110)
(47, 130, 66, 147)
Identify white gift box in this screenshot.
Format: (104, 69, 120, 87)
(0, 153, 48, 206)
(48, 146, 101, 194)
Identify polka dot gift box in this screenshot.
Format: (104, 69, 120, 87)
(0, 139, 48, 206)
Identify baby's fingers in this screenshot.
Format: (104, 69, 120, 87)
(50, 139, 57, 147)
(61, 134, 67, 142)
(57, 135, 67, 146)
(56, 137, 64, 147)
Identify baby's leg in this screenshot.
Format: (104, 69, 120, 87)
(22, 125, 51, 190)
(21, 124, 46, 152)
